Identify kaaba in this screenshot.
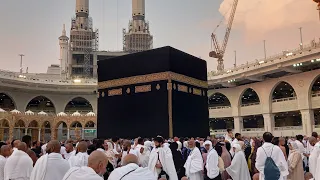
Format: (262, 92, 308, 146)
(97, 46, 209, 139)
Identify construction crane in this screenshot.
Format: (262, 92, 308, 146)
(209, 0, 239, 72)
(314, 0, 320, 20)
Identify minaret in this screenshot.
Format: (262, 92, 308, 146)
(132, 0, 145, 19)
(69, 0, 98, 78)
(123, 0, 153, 53)
(59, 24, 69, 78)
(73, 0, 89, 30)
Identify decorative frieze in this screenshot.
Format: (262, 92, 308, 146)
(135, 85, 151, 93)
(108, 88, 122, 96)
(177, 85, 188, 93)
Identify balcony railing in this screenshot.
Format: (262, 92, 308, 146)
(209, 106, 231, 110)
(208, 40, 320, 78)
(0, 111, 96, 117)
(272, 96, 297, 103)
(241, 102, 260, 107)
(0, 69, 97, 85)
(312, 92, 320, 97)
(242, 128, 264, 132)
(274, 126, 302, 130)
(210, 129, 227, 133)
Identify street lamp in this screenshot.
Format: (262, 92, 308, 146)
(299, 27, 303, 49)
(18, 54, 25, 73)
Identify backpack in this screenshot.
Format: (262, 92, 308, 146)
(262, 146, 281, 180)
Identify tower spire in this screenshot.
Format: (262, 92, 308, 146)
(62, 24, 66, 36)
(76, 0, 89, 15)
(132, 0, 145, 19)
(123, 0, 153, 52)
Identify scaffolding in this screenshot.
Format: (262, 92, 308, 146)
(123, 20, 153, 53)
(70, 16, 99, 78)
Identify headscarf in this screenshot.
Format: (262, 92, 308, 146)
(183, 141, 189, 149)
(289, 141, 299, 150)
(203, 140, 213, 151)
(144, 140, 153, 152)
(218, 142, 232, 180)
(105, 142, 117, 167)
(177, 141, 182, 152)
(288, 141, 300, 165)
(232, 143, 242, 153)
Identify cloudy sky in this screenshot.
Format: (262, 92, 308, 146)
(0, 0, 319, 73)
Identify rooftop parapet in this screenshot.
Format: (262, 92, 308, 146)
(208, 40, 320, 80)
(0, 69, 97, 86)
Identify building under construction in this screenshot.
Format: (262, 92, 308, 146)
(68, 0, 99, 78)
(59, 0, 152, 79)
(123, 0, 153, 53)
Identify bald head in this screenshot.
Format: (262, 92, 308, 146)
(13, 140, 21, 148)
(1, 145, 11, 157)
(123, 154, 138, 166)
(77, 141, 88, 153)
(46, 140, 61, 153)
(17, 142, 27, 152)
(309, 136, 317, 146)
(65, 143, 74, 153)
(88, 150, 108, 174)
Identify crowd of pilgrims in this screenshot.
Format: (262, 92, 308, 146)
(1, 130, 320, 180)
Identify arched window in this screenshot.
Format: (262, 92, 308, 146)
(209, 118, 234, 130)
(311, 76, 320, 96)
(26, 96, 55, 114)
(0, 93, 15, 111)
(209, 93, 231, 108)
(241, 88, 260, 106)
(56, 121, 67, 141)
(243, 115, 264, 129)
(65, 97, 93, 115)
(274, 111, 302, 128)
(272, 82, 296, 101)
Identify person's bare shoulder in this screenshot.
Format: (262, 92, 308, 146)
(26, 149, 35, 155)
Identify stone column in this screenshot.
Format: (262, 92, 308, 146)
(25, 128, 28, 135)
(41, 129, 45, 142)
(38, 129, 41, 142)
(67, 128, 70, 139)
(82, 128, 85, 139)
(0, 128, 4, 141)
(263, 113, 275, 133)
(301, 109, 314, 136)
(50, 127, 56, 141)
(233, 116, 243, 133)
(9, 126, 14, 141)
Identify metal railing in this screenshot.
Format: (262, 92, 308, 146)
(0, 111, 96, 117)
(241, 102, 260, 107)
(210, 129, 228, 133)
(242, 128, 264, 132)
(312, 92, 320, 97)
(208, 41, 320, 78)
(209, 106, 231, 110)
(272, 96, 297, 103)
(0, 69, 97, 85)
(274, 126, 302, 130)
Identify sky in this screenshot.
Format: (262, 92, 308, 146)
(0, 0, 319, 73)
